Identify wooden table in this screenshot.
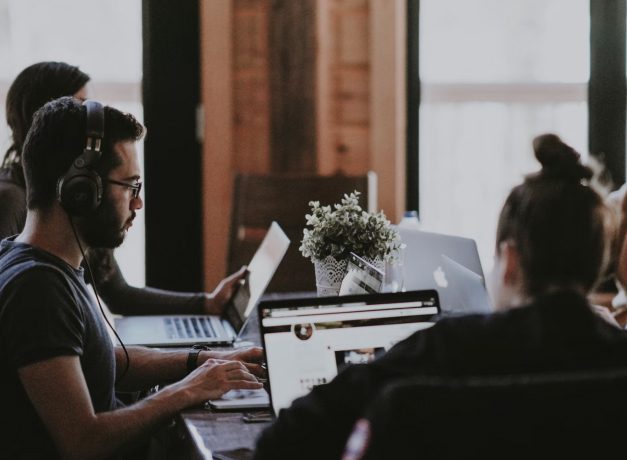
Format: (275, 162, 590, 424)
(180, 409, 270, 460)
(178, 292, 315, 460)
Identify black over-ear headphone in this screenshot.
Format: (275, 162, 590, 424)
(56, 100, 105, 216)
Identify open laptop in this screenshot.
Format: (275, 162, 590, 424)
(255, 290, 440, 416)
(115, 222, 290, 347)
(398, 228, 492, 314)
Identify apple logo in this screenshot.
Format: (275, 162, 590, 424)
(433, 266, 448, 288)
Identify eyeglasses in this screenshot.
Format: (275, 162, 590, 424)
(106, 178, 142, 199)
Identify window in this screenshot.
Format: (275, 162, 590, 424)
(0, 0, 144, 285)
(418, 0, 589, 270)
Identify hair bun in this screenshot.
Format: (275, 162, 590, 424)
(532, 133, 592, 182)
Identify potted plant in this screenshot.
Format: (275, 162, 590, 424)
(299, 191, 401, 295)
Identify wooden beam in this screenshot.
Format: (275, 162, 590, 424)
(316, 0, 334, 174)
(370, 0, 407, 221)
(199, 0, 234, 289)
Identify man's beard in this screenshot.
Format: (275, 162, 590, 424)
(77, 197, 134, 249)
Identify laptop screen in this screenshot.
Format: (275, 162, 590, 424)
(398, 228, 491, 314)
(259, 290, 440, 415)
(223, 221, 290, 333)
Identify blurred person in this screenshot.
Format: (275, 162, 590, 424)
(254, 134, 627, 460)
(0, 61, 244, 316)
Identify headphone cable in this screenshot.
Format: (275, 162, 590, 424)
(68, 215, 131, 384)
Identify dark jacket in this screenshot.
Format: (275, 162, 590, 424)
(254, 290, 627, 459)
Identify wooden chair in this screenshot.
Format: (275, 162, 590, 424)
(228, 173, 376, 293)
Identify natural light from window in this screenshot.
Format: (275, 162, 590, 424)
(419, 0, 589, 272)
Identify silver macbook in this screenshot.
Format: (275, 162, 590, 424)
(258, 290, 441, 416)
(115, 222, 290, 347)
(399, 228, 492, 314)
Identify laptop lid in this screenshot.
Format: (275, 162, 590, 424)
(258, 290, 440, 416)
(439, 255, 492, 314)
(223, 221, 291, 333)
(115, 222, 290, 347)
(399, 228, 490, 314)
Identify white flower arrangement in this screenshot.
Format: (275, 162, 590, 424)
(299, 191, 401, 262)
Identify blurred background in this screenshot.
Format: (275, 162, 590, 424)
(0, 0, 623, 292)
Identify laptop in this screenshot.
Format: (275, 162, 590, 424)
(257, 290, 441, 416)
(115, 222, 290, 347)
(399, 228, 492, 314)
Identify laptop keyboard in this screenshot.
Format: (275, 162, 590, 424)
(164, 317, 217, 339)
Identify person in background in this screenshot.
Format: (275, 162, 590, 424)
(254, 133, 627, 460)
(0, 97, 263, 459)
(0, 61, 244, 315)
(598, 181, 627, 326)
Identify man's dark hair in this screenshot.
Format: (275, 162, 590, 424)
(22, 96, 144, 210)
(4, 61, 90, 173)
(496, 133, 613, 296)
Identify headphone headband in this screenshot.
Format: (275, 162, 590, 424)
(56, 100, 105, 215)
(84, 100, 104, 151)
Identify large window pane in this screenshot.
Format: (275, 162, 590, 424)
(419, 0, 589, 271)
(421, 0, 589, 83)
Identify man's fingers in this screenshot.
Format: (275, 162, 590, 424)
(201, 356, 265, 379)
(226, 367, 260, 382)
(242, 362, 265, 377)
(226, 380, 264, 391)
(215, 360, 248, 371)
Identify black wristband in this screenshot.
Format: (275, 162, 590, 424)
(186, 344, 212, 374)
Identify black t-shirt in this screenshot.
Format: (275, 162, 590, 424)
(0, 238, 117, 460)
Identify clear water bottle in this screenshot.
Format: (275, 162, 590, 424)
(398, 210, 421, 230)
(383, 212, 419, 292)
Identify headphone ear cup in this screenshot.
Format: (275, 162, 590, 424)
(57, 100, 105, 217)
(57, 165, 103, 216)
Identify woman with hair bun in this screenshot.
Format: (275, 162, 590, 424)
(254, 134, 627, 460)
(489, 133, 612, 309)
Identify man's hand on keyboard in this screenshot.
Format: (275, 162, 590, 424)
(202, 347, 265, 378)
(172, 358, 263, 403)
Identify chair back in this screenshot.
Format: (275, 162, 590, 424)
(228, 173, 375, 292)
(347, 370, 627, 459)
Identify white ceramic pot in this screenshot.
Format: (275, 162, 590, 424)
(313, 255, 384, 296)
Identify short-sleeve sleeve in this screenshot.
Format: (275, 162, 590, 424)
(0, 267, 85, 369)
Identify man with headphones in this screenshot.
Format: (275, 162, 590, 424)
(0, 97, 264, 460)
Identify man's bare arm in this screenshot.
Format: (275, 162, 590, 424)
(19, 355, 261, 460)
(113, 346, 264, 391)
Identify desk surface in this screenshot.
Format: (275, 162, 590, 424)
(181, 410, 270, 460)
(179, 292, 315, 460)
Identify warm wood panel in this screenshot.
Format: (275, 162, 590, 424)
(269, 0, 317, 172)
(199, 0, 407, 285)
(200, 0, 234, 289)
(370, 0, 406, 222)
(317, 0, 371, 177)
(234, 0, 271, 173)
